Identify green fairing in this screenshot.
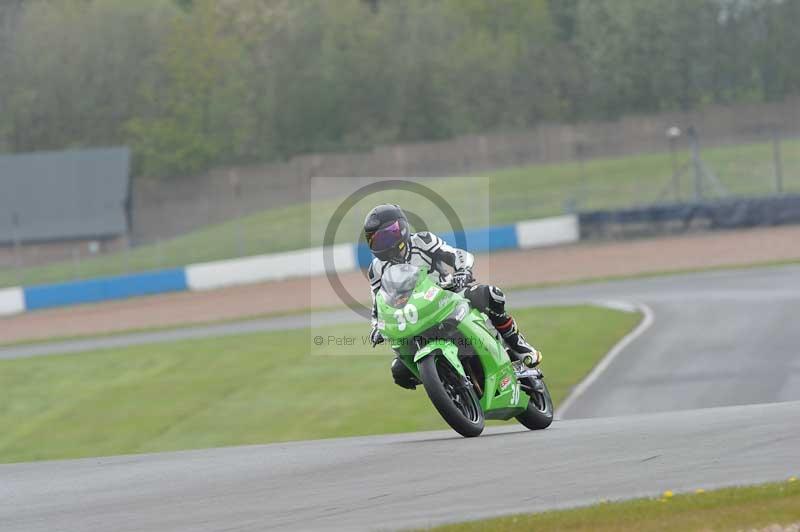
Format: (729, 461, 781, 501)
(413, 340, 465, 374)
(376, 266, 530, 421)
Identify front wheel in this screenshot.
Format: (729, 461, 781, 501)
(516, 376, 554, 430)
(418, 354, 484, 437)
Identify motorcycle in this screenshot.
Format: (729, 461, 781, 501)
(375, 263, 553, 437)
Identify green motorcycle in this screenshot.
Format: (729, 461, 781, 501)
(376, 263, 553, 437)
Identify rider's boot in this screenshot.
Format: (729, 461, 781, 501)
(495, 317, 542, 366)
(391, 357, 420, 389)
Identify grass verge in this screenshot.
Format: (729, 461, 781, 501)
(2, 138, 798, 289)
(0, 305, 639, 463)
(423, 480, 800, 532)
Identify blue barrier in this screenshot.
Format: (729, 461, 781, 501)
(437, 225, 519, 255)
(24, 268, 188, 311)
(355, 242, 374, 270)
(354, 224, 519, 269)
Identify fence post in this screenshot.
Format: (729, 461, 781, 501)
(229, 170, 246, 257)
(156, 238, 164, 269)
(72, 247, 81, 280)
(667, 127, 682, 201)
(11, 212, 23, 285)
(687, 127, 703, 200)
(773, 128, 784, 195)
(574, 140, 588, 210)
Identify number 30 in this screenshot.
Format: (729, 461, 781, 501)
(394, 304, 418, 331)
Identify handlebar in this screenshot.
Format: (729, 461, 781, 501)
(438, 273, 455, 289)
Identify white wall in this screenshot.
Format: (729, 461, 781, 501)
(186, 244, 356, 291)
(516, 215, 579, 249)
(0, 287, 25, 316)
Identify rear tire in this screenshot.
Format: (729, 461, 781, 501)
(418, 354, 484, 437)
(516, 377, 554, 430)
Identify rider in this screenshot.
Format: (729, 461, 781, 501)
(364, 204, 541, 389)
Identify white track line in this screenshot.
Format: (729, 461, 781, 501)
(555, 301, 655, 419)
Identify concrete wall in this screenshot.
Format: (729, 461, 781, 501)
(131, 98, 800, 244)
(0, 235, 127, 269)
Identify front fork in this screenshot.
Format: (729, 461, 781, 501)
(513, 362, 547, 395)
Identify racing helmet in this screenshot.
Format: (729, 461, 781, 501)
(364, 204, 410, 263)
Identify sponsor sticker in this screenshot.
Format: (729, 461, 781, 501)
(423, 287, 439, 301)
(500, 375, 511, 390)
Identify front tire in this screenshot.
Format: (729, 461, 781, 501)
(418, 354, 484, 437)
(516, 377, 554, 430)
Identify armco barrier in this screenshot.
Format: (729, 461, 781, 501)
(7, 215, 578, 313)
(23, 269, 187, 311)
(354, 224, 520, 269)
(579, 195, 800, 240)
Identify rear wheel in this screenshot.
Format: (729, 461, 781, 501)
(418, 354, 484, 437)
(516, 376, 553, 430)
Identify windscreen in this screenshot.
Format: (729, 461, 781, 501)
(380, 263, 420, 308)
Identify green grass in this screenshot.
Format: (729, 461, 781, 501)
(424, 480, 800, 532)
(0, 305, 639, 463)
(2, 138, 799, 289)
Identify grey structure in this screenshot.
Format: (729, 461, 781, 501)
(0, 147, 130, 244)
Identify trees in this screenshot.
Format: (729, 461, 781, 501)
(0, 0, 798, 178)
(125, 0, 249, 177)
(0, 0, 176, 153)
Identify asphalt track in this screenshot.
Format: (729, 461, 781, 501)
(2, 401, 799, 532)
(2, 265, 799, 531)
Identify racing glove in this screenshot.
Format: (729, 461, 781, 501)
(370, 324, 385, 347)
(452, 269, 474, 291)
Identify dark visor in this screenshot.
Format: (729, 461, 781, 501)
(368, 220, 403, 252)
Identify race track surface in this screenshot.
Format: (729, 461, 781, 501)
(3, 401, 798, 532)
(3, 266, 799, 531)
(515, 265, 800, 418)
